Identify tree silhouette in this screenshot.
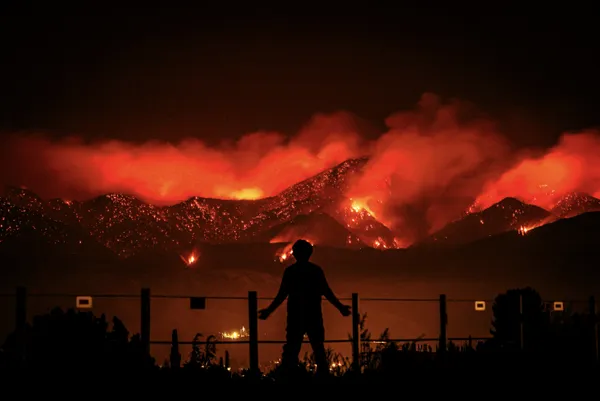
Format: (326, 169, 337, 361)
(184, 333, 218, 369)
(548, 308, 598, 363)
(0, 307, 155, 371)
(490, 287, 550, 351)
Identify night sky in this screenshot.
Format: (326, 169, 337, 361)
(1, 5, 599, 149)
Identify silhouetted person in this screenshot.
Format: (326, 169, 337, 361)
(258, 239, 351, 375)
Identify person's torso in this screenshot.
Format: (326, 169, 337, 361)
(285, 262, 325, 315)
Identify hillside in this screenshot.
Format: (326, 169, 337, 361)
(0, 158, 372, 257)
(2, 158, 599, 259)
(421, 197, 551, 246)
(258, 211, 364, 249)
(550, 192, 600, 219)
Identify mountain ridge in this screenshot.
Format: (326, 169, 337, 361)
(2, 158, 600, 258)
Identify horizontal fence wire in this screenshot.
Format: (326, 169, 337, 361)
(148, 337, 493, 345)
(150, 339, 353, 345)
(0, 292, 589, 303)
(4, 288, 595, 371)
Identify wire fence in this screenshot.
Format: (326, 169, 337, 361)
(0, 288, 597, 371)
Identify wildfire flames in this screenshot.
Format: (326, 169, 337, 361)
(2, 93, 600, 248)
(180, 250, 199, 267)
(276, 249, 293, 263)
(518, 225, 533, 236)
(274, 240, 314, 263)
(220, 326, 248, 340)
(350, 198, 376, 217)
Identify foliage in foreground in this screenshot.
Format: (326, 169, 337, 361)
(1, 287, 599, 377)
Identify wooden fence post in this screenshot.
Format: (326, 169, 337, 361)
(15, 286, 27, 366)
(15, 286, 27, 332)
(141, 288, 151, 356)
(439, 294, 447, 354)
(248, 291, 259, 375)
(170, 329, 181, 369)
(590, 296, 598, 363)
(519, 293, 524, 350)
(351, 293, 360, 372)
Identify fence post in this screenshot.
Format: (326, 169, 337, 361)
(351, 293, 360, 372)
(170, 329, 181, 369)
(590, 296, 598, 363)
(439, 294, 447, 354)
(141, 288, 151, 356)
(519, 293, 524, 350)
(15, 286, 27, 332)
(248, 291, 259, 375)
(15, 286, 27, 366)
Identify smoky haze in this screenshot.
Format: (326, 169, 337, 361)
(2, 93, 600, 239)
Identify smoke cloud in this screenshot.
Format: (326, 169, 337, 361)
(2, 93, 600, 240)
(0, 111, 364, 203)
(475, 131, 600, 209)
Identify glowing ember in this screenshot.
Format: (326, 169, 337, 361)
(518, 226, 531, 235)
(349, 197, 377, 218)
(550, 192, 600, 218)
(517, 223, 543, 236)
(373, 237, 388, 249)
(275, 245, 294, 263)
(275, 240, 314, 263)
(180, 250, 199, 266)
(392, 237, 409, 248)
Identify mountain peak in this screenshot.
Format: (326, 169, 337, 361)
(493, 197, 529, 209)
(0, 157, 378, 257)
(422, 196, 550, 247)
(550, 192, 600, 218)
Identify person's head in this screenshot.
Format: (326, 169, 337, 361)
(292, 239, 313, 262)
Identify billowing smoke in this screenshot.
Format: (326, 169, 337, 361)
(475, 131, 600, 209)
(0, 111, 364, 203)
(1, 93, 600, 243)
(346, 93, 511, 237)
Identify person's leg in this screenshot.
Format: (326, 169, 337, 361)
(306, 317, 328, 375)
(281, 319, 304, 369)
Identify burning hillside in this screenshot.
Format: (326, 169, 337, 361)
(423, 197, 552, 246)
(550, 192, 600, 219)
(3, 170, 600, 259)
(329, 198, 397, 249)
(263, 212, 363, 250)
(2, 94, 600, 256)
(0, 158, 376, 257)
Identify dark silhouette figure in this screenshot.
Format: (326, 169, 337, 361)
(258, 239, 351, 375)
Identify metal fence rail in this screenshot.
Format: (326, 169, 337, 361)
(1, 287, 598, 373)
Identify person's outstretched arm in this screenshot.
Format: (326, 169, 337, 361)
(258, 269, 289, 319)
(319, 269, 351, 315)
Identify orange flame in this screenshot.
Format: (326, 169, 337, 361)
(220, 326, 248, 340)
(217, 187, 264, 200)
(275, 240, 314, 263)
(349, 197, 377, 218)
(3, 94, 600, 242)
(180, 250, 199, 266)
(518, 226, 531, 235)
